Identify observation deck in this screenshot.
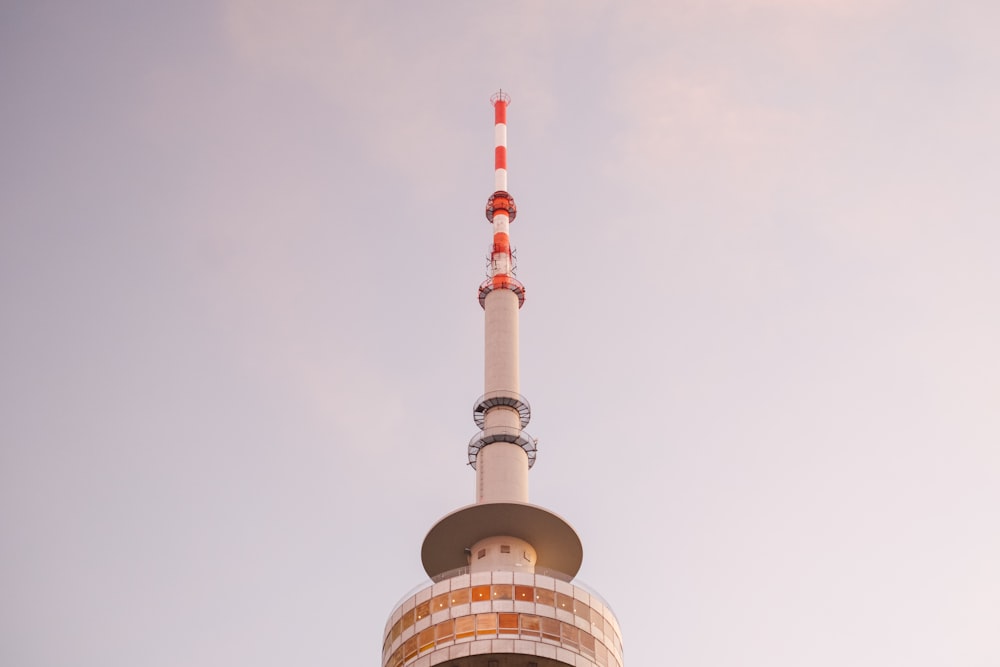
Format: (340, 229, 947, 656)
(383, 568, 623, 667)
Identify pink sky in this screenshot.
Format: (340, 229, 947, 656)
(2, 2, 998, 665)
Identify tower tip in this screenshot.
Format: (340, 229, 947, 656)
(490, 89, 510, 106)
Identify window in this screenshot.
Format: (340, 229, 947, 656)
(435, 619, 454, 643)
(499, 613, 518, 635)
(541, 617, 560, 641)
(561, 622, 579, 649)
(500, 544, 510, 553)
(491, 584, 512, 600)
(590, 607, 604, 632)
(478, 548, 486, 559)
(535, 588, 555, 606)
(450, 588, 470, 606)
(596, 640, 608, 666)
(403, 636, 417, 661)
(520, 614, 540, 637)
(455, 616, 475, 640)
(418, 627, 435, 653)
(476, 613, 497, 636)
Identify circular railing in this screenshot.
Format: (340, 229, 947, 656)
(478, 275, 525, 308)
(467, 426, 537, 468)
(472, 390, 531, 428)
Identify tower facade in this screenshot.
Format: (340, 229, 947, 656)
(381, 93, 624, 667)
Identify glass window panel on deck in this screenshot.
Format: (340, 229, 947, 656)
(498, 613, 518, 634)
(415, 600, 430, 621)
(581, 630, 596, 657)
(450, 588, 470, 606)
(540, 617, 561, 641)
(475, 613, 497, 636)
(520, 615, 540, 637)
(514, 585, 534, 601)
(431, 593, 449, 612)
(561, 622, 579, 649)
(589, 608, 604, 633)
(491, 584, 512, 600)
(556, 592, 574, 613)
(574, 600, 591, 621)
(391, 645, 404, 667)
(403, 636, 418, 661)
(596, 640, 608, 667)
(418, 627, 435, 652)
(535, 588, 555, 607)
(401, 609, 415, 632)
(435, 619, 454, 643)
(390, 619, 402, 642)
(471, 585, 490, 602)
(455, 616, 475, 639)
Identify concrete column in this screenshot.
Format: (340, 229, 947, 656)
(483, 288, 519, 394)
(483, 406, 520, 429)
(479, 285, 527, 503)
(477, 443, 529, 503)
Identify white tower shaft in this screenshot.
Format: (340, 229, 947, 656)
(476, 92, 530, 505)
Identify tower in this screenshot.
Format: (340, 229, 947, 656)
(381, 93, 624, 667)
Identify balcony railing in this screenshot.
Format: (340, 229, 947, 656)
(389, 566, 619, 617)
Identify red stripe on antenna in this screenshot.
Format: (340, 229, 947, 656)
(492, 232, 510, 254)
(495, 146, 507, 170)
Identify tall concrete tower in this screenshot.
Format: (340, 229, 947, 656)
(381, 92, 624, 667)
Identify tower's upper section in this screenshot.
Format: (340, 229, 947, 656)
(419, 92, 582, 580)
(385, 91, 623, 667)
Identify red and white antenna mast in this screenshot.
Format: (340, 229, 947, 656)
(481, 89, 524, 306)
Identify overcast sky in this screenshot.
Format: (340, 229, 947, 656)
(2, 1, 998, 666)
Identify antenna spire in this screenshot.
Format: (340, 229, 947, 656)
(480, 90, 523, 307)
